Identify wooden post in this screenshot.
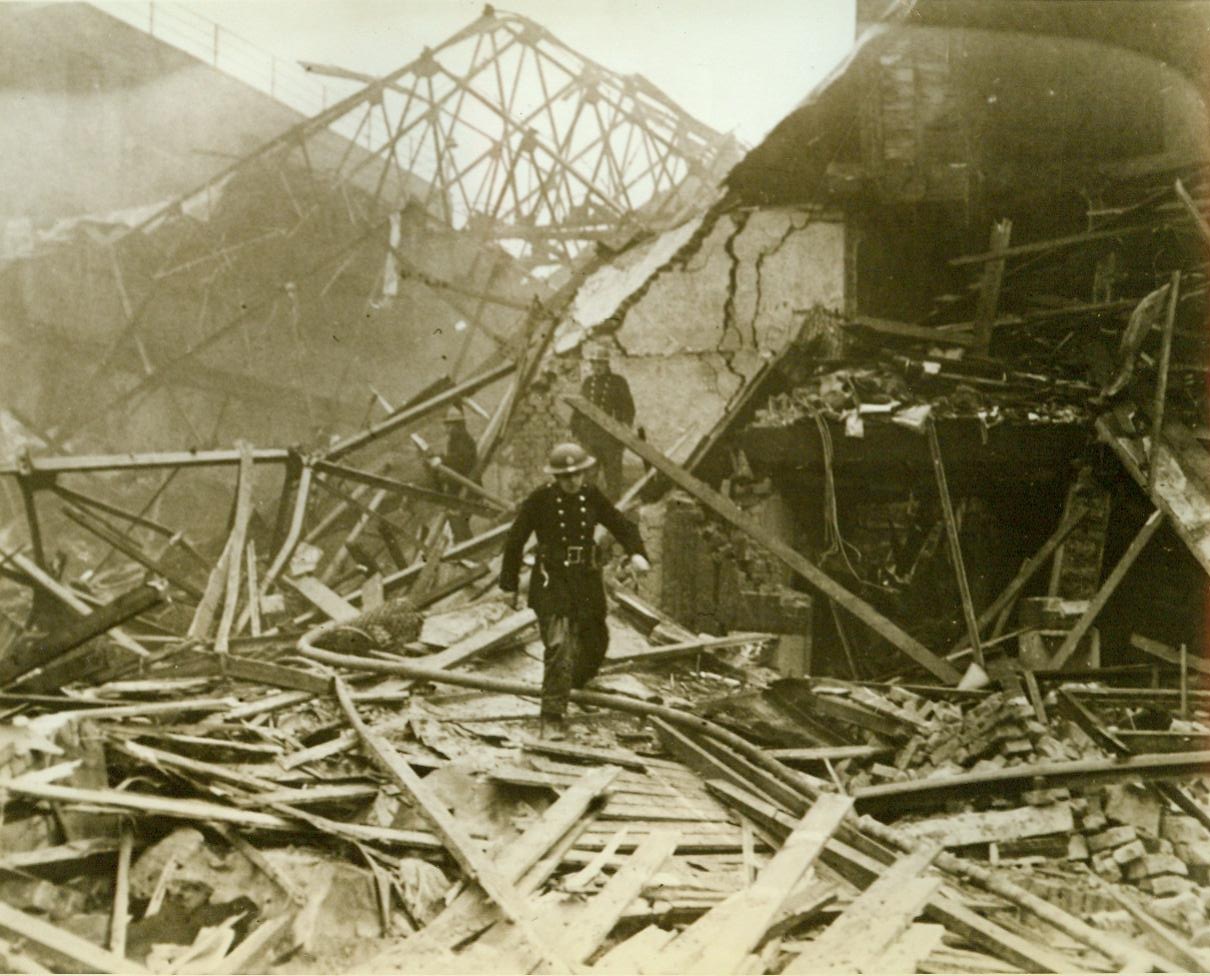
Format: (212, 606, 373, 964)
(973, 219, 1012, 356)
(927, 419, 983, 670)
(15, 460, 46, 569)
(109, 821, 133, 958)
(1148, 271, 1180, 493)
(1050, 509, 1164, 668)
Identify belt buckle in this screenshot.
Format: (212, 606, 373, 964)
(565, 545, 583, 565)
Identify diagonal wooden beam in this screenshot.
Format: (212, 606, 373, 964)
(332, 678, 576, 972)
(1050, 508, 1164, 668)
(565, 396, 962, 684)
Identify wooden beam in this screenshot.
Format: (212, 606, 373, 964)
(851, 315, 977, 347)
(972, 219, 1011, 355)
(1057, 688, 1210, 833)
(313, 459, 498, 515)
(215, 442, 255, 652)
(1131, 633, 1210, 676)
(653, 795, 853, 974)
(853, 748, 1210, 813)
(949, 219, 1180, 267)
(927, 418, 983, 667)
(0, 447, 290, 476)
(61, 507, 203, 601)
(948, 506, 1087, 656)
(0, 901, 147, 975)
(7, 552, 148, 661)
(1148, 272, 1180, 493)
(323, 361, 514, 462)
(782, 847, 940, 974)
(332, 678, 576, 971)
(1174, 178, 1210, 247)
(402, 765, 619, 957)
(1050, 509, 1164, 668)
(565, 396, 962, 684)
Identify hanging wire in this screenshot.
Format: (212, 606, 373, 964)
(810, 410, 865, 583)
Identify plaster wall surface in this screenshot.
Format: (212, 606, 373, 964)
(610, 209, 844, 456)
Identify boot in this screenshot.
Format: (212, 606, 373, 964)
(539, 715, 568, 740)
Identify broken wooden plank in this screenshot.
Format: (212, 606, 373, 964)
(322, 360, 514, 462)
(1056, 688, 1210, 833)
(1050, 509, 1164, 668)
(552, 830, 679, 965)
(1148, 272, 1181, 493)
(7, 551, 148, 660)
(1131, 632, 1210, 676)
(0, 900, 149, 975)
(566, 396, 961, 684)
(927, 418, 983, 667)
(414, 607, 537, 671)
(283, 574, 359, 622)
(769, 745, 894, 763)
(949, 505, 1087, 655)
(867, 921, 947, 973)
(652, 794, 853, 974)
(854, 749, 1210, 813)
(850, 315, 977, 347)
(782, 846, 940, 974)
(332, 678, 576, 971)
(594, 925, 676, 973)
(521, 737, 652, 772)
(0, 776, 443, 849)
(1174, 177, 1210, 247)
(314, 458, 499, 515)
(1096, 407, 1210, 575)
(896, 803, 1074, 849)
(109, 822, 132, 958)
(602, 632, 774, 669)
(61, 506, 204, 601)
(972, 218, 1012, 355)
(1, 582, 163, 688)
(215, 441, 255, 652)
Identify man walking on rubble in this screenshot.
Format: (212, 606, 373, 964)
(570, 343, 635, 500)
(498, 442, 650, 738)
(428, 405, 479, 541)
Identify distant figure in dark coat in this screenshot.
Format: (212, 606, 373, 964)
(430, 405, 479, 541)
(570, 344, 635, 500)
(499, 442, 649, 737)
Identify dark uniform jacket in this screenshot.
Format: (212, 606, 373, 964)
(571, 371, 635, 444)
(500, 482, 646, 620)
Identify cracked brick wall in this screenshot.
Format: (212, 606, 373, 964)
(491, 207, 844, 577)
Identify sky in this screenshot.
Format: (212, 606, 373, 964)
(158, 0, 857, 145)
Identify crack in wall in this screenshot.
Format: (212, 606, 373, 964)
(749, 215, 802, 349)
(717, 210, 751, 392)
(601, 206, 729, 339)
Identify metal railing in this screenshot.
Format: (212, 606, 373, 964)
(94, 2, 340, 123)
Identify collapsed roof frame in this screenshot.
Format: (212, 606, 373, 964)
(41, 5, 732, 450)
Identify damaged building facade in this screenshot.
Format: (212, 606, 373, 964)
(0, 2, 1209, 974)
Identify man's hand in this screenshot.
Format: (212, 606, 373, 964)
(629, 553, 651, 574)
(501, 588, 521, 610)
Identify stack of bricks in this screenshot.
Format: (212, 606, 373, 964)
(1070, 788, 1204, 900)
(891, 692, 1083, 781)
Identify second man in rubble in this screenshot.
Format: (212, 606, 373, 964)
(499, 442, 649, 738)
(570, 343, 636, 500)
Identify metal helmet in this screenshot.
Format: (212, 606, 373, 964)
(443, 405, 465, 423)
(544, 442, 596, 476)
(585, 344, 611, 362)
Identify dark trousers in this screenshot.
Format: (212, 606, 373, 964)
(595, 443, 624, 501)
(538, 613, 609, 718)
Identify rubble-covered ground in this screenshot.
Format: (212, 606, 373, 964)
(2, 569, 1208, 973)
